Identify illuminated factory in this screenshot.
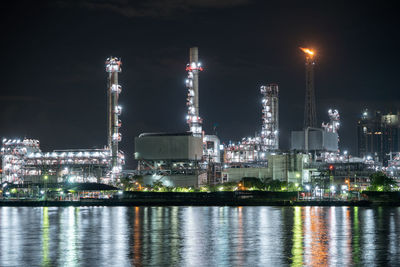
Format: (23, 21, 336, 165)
(134, 47, 309, 187)
(290, 48, 339, 156)
(135, 47, 213, 186)
(1, 57, 125, 184)
(2, 47, 394, 189)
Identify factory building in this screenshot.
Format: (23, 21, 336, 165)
(222, 153, 310, 184)
(134, 133, 204, 187)
(291, 108, 340, 154)
(133, 47, 211, 187)
(224, 84, 279, 164)
(291, 128, 339, 152)
(1, 138, 121, 184)
(224, 137, 262, 163)
(1, 57, 125, 184)
(357, 109, 400, 164)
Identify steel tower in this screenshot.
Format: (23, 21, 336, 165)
(186, 47, 203, 137)
(260, 84, 279, 151)
(105, 57, 122, 178)
(300, 47, 317, 128)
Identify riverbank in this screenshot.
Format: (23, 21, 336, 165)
(0, 199, 395, 207)
(1, 191, 399, 207)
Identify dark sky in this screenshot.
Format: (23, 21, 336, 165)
(1, 0, 399, 168)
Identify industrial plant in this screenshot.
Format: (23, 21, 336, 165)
(1, 47, 399, 193)
(1, 57, 125, 185)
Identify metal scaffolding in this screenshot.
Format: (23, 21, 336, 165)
(106, 57, 123, 178)
(1, 138, 125, 184)
(260, 84, 279, 152)
(1, 139, 40, 183)
(224, 137, 261, 163)
(300, 47, 317, 128)
(23, 149, 120, 183)
(322, 109, 340, 133)
(186, 47, 203, 137)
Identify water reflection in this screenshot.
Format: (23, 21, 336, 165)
(41, 207, 49, 267)
(0, 206, 400, 266)
(291, 207, 303, 266)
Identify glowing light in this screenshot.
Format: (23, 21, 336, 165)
(300, 47, 315, 57)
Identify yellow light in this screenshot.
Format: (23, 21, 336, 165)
(299, 47, 315, 58)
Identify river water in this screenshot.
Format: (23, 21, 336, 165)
(0, 206, 399, 266)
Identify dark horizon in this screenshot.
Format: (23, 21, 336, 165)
(1, 1, 399, 168)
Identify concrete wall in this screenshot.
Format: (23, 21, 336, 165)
(135, 135, 203, 161)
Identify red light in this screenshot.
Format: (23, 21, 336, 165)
(329, 165, 334, 171)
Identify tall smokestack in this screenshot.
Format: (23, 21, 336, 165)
(105, 57, 122, 179)
(185, 47, 203, 137)
(300, 47, 317, 128)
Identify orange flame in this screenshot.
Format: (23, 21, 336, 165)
(299, 47, 315, 57)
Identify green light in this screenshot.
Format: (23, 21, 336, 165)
(42, 207, 50, 266)
(291, 207, 303, 266)
(44, 175, 48, 180)
(352, 207, 360, 264)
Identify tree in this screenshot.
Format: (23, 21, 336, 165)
(265, 180, 285, 191)
(368, 172, 398, 191)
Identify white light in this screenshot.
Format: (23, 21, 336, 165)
(305, 185, 310, 191)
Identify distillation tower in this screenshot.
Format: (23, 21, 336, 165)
(106, 57, 122, 178)
(300, 47, 317, 128)
(186, 47, 203, 137)
(260, 84, 279, 151)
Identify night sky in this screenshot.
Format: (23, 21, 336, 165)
(1, 1, 399, 168)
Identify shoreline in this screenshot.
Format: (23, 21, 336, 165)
(0, 199, 398, 207)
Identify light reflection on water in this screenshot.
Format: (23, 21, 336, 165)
(1, 206, 400, 266)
